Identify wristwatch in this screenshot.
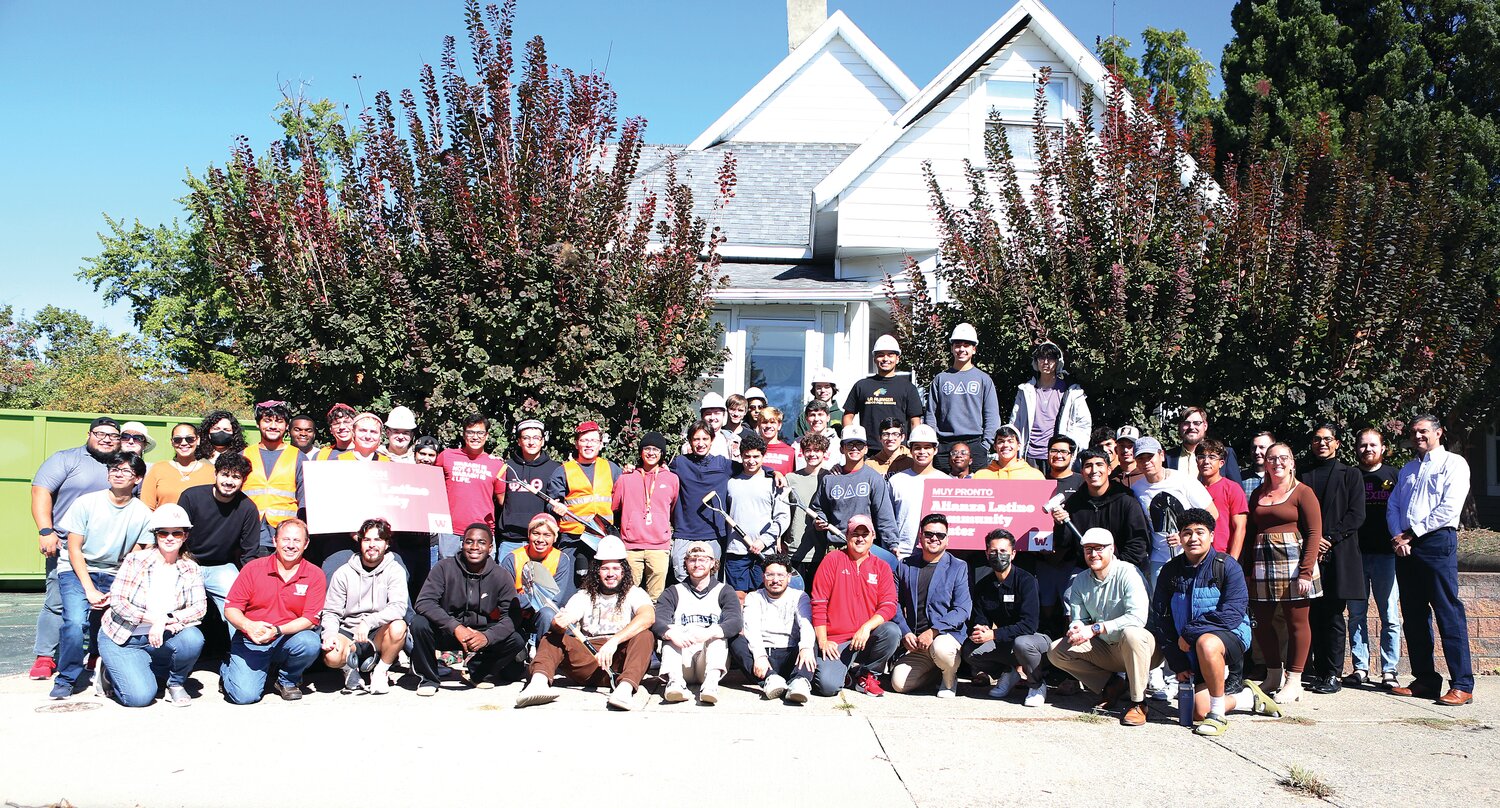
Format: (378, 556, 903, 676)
(38, 528, 54, 537)
(1091, 623, 1104, 636)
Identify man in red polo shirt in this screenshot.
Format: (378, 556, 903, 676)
(220, 518, 326, 703)
(810, 514, 901, 697)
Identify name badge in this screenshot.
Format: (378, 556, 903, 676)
(1003, 594, 1015, 603)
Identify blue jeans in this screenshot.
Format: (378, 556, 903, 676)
(724, 554, 764, 592)
(220, 630, 321, 704)
(728, 635, 814, 685)
(34, 553, 62, 657)
(199, 562, 240, 639)
(56, 569, 116, 688)
(98, 627, 204, 707)
(1348, 553, 1401, 674)
(812, 621, 902, 696)
(1395, 528, 1472, 691)
(497, 540, 525, 561)
(437, 533, 462, 560)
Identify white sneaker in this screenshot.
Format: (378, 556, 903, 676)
(1148, 668, 1170, 700)
(370, 671, 390, 695)
(698, 684, 719, 705)
(663, 680, 691, 703)
(514, 676, 557, 708)
(762, 674, 788, 701)
(987, 671, 1021, 699)
(607, 683, 636, 711)
(785, 677, 811, 704)
(936, 687, 956, 699)
(1024, 682, 1047, 707)
(416, 681, 439, 697)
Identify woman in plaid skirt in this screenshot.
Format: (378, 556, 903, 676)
(1245, 442, 1324, 702)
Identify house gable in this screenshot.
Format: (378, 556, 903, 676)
(687, 10, 917, 150)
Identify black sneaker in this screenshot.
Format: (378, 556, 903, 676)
(273, 682, 303, 701)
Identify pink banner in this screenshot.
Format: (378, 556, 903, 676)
(918, 479, 1058, 551)
(304, 462, 453, 535)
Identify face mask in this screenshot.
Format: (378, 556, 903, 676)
(209, 431, 234, 447)
(987, 552, 1011, 572)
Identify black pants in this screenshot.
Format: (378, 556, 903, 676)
(1307, 587, 1348, 678)
(728, 635, 814, 685)
(407, 611, 525, 685)
(935, 436, 986, 475)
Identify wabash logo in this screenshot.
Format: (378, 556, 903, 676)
(827, 482, 871, 500)
(941, 380, 983, 396)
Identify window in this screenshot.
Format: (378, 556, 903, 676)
(982, 74, 1071, 166)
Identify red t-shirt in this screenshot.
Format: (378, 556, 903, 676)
(1204, 476, 1249, 553)
(763, 440, 796, 476)
(810, 549, 898, 643)
(226, 555, 326, 625)
(437, 448, 507, 533)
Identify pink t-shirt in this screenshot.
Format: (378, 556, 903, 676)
(1204, 476, 1249, 553)
(436, 448, 507, 533)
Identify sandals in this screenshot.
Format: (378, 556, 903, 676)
(1194, 713, 1229, 736)
(1245, 681, 1283, 718)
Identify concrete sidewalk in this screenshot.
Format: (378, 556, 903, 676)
(1, 659, 1494, 808)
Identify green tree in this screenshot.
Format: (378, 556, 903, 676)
(1094, 28, 1221, 127)
(186, 0, 730, 454)
(887, 71, 1498, 445)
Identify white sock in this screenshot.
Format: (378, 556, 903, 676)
(1209, 695, 1226, 716)
(373, 661, 392, 680)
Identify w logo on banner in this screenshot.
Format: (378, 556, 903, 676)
(828, 482, 871, 500)
(941, 380, 982, 396)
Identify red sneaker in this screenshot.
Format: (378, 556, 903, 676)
(852, 669, 885, 697)
(29, 656, 56, 680)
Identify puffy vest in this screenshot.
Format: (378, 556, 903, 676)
(245, 445, 299, 527)
(562, 459, 614, 536)
(510, 546, 561, 593)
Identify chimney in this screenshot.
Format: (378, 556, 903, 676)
(787, 0, 828, 52)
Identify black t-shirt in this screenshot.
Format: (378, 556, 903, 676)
(1050, 472, 1084, 501)
(178, 484, 263, 567)
(843, 375, 924, 435)
(913, 559, 938, 634)
(1359, 465, 1399, 555)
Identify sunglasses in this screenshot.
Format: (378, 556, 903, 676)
(171, 436, 198, 445)
(154, 529, 188, 539)
(921, 530, 949, 539)
(121, 434, 147, 443)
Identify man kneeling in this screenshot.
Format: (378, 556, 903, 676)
(810, 515, 902, 696)
(654, 541, 743, 705)
(891, 514, 971, 698)
(1047, 528, 1158, 725)
(515, 536, 655, 711)
(410, 523, 523, 695)
(1149, 508, 1276, 735)
(319, 518, 409, 695)
(730, 554, 815, 703)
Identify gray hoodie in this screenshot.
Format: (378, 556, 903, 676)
(320, 552, 410, 636)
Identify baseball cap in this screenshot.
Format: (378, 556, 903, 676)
(1080, 527, 1114, 547)
(575, 420, 602, 436)
(908, 424, 939, 445)
(841, 425, 869, 445)
(1115, 425, 1140, 442)
(1132, 437, 1163, 457)
(847, 514, 875, 535)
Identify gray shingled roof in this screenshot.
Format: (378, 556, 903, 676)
(717, 261, 878, 295)
(627, 142, 858, 247)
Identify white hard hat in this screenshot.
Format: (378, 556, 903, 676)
(810, 367, 838, 387)
(950, 323, 979, 344)
(908, 424, 939, 445)
(872, 334, 901, 355)
(700, 392, 726, 412)
(594, 535, 628, 562)
(743, 387, 767, 403)
(147, 503, 193, 531)
(386, 406, 417, 430)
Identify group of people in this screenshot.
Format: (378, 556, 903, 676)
(25, 327, 1476, 734)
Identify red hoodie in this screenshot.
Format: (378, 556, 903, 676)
(810, 549, 897, 643)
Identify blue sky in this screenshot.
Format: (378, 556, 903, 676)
(0, 0, 1235, 336)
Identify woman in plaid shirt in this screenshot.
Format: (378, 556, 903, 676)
(97, 503, 208, 707)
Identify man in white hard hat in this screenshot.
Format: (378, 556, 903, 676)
(844, 335, 924, 438)
(516, 535, 656, 710)
(796, 368, 844, 438)
(694, 392, 735, 459)
(383, 406, 419, 463)
(924, 323, 1001, 474)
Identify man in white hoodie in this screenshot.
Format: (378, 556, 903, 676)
(319, 518, 409, 694)
(729, 554, 815, 703)
(1010, 341, 1092, 471)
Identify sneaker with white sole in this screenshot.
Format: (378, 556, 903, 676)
(514, 677, 557, 708)
(785, 677, 810, 704)
(369, 671, 390, 695)
(987, 671, 1021, 700)
(698, 684, 719, 705)
(936, 687, 956, 699)
(606, 683, 636, 711)
(663, 680, 691, 703)
(416, 681, 439, 697)
(762, 674, 788, 701)
(164, 684, 192, 706)
(341, 661, 366, 694)
(1024, 682, 1047, 707)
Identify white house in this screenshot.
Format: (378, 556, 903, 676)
(631, 0, 1135, 427)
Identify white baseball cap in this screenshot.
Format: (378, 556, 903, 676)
(841, 425, 869, 445)
(1081, 527, 1114, 547)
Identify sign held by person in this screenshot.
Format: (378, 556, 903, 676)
(304, 462, 453, 534)
(919, 479, 1057, 551)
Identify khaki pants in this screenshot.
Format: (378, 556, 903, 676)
(661, 638, 728, 685)
(1047, 626, 1161, 702)
(627, 550, 670, 601)
(891, 634, 962, 693)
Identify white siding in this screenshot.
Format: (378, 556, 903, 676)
(835, 28, 1072, 252)
(726, 36, 907, 144)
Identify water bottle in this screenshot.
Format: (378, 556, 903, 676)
(1178, 676, 1195, 726)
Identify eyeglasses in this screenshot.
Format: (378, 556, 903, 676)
(1311, 436, 1336, 444)
(1047, 449, 1072, 456)
(1182, 419, 1206, 427)
(1082, 546, 1110, 555)
(90, 430, 120, 441)
(463, 429, 489, 437)
(1266, 456, 1294, 465)
(153, 529, 187, 539)
(170, 436, 198, 445)
(920, 530, 948, 540)
(107, 467, 137, 476)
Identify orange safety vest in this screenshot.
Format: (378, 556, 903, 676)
(561, 459, 614, 535)
(310, 445, 344, 461)
(245, 445, 300, 527)
(510, 546, 561, 593)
